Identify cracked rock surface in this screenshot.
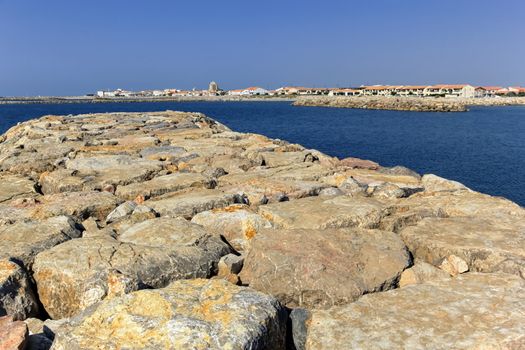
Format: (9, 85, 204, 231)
(305, 273, 525, 349)
(240, 227, 411, 308)
(51, 279, 287, 350)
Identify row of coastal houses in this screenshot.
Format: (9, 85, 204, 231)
(96, 83, 525, 99)
(267, 85, 525, 98)
(356, 85, 480, 98)
(96, 82, 226, 98)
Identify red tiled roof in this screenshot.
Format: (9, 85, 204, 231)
(333, 88, 360, 92)
(397, 86, 429, 90)
(363, 86, 392, 90)
(430, 84, 471, 89)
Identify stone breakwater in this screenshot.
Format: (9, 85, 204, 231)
(462, 96, 525, 106)
(294, 96, 468, 112)
(0, 111, 524, 349)
(294, 95, 525, 112)
(0, 95, 294, 105)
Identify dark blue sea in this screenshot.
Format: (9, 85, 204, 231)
(1, 101, 524, 206)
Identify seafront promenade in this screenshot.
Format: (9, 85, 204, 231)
(0, 110, 524, 349)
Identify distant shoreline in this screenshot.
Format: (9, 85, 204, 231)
(2, 95, 525, 113)
(0, 95, 296, 105)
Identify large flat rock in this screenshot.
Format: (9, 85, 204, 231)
(115, 172, 214, 200)
(146, 189, 240, 219)
(39, 169, 92, 194)
(139, 145, 186, 160)
(258, 195, 388, 229)
(31, 191, 122, 221)
(219, 163, 335, 184)
(320, 168, 422, 189)
(400, 216, 525, 277)
(0, 191, 121, 223)
(65, 154, 161, 174)
(65, 155, 163, 187)
(220, 176, 328, 204)
(305, 273, 525, 349)
(0, 140, 74, 175)
(379, 189, 525, 233)
(240, 228, 410, 308)
(0, 216, 81, 268)
(0, 175, 37, 203)
(270, 163, 336, 181)
(396, 190, 524, 221)
(51, 279, 287, 350)
(33, 217, 231, 319)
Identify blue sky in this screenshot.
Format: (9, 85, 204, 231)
(1, 0, 524, 96)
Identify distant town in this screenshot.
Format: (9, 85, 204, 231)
(95, 82, 525, 99)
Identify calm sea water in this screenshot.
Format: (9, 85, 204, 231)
(0, 101, 524, 206)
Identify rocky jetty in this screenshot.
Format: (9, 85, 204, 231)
(294, 96, 468, 112)
(294, 95, 525, 112)
(461, 96, 525, 107)
(0, 111, 524, 349)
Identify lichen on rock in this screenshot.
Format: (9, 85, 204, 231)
(51, 279, 287, 350)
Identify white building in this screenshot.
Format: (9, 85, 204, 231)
(478, 86, 502, 97)
(152, 90, 166, 97)
(227, 89, 243, 96)
(396, 86, 428, 96)
(328, 88, 361, 96)
(239, 87, 269, 95)
(424, 85, 476, 98)
(275, 87, 298, 95)
(361, 85, 403, 96)
(96, 89, 137, 97)
(96, 90, 116, 97)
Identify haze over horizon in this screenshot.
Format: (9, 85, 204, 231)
(1, 0, 524, 96)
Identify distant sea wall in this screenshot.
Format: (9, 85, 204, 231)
(461, 96, 525, 106)
(0, 95, 294, 105)
(294, 96, 467, 112)
(3, 95, 525, 110)
(294, 96, 525, 112)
